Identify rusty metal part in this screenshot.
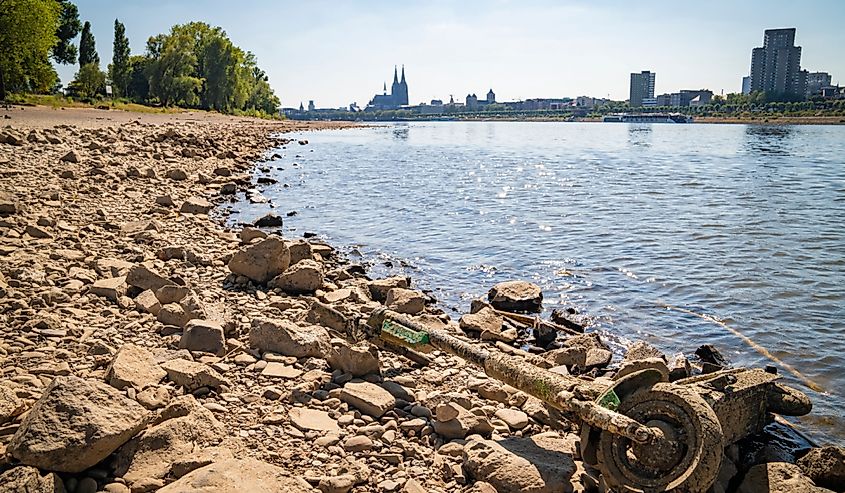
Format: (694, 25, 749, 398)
(369, 309, 669, 447)
(366, 308, 814, 493)
(595, 383, 724, 493)
(767, 382, 813, 416)
(687, 368, 811, 445)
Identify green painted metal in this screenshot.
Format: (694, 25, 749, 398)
(381, 320, 430, 347)
(598, 388, 621, 411)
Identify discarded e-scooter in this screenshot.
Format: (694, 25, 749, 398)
(358, 308, 813, 493)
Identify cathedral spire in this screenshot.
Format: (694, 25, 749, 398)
(383, 82, 387, 94)
(393, 65, 399, 84)
(400, 65, 406, 84)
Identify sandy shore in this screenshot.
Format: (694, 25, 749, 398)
(0, 105, 841, 493)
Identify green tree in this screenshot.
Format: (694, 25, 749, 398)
(70, 62, 105, 98)
(110, 19, 130, 96)
(0, 0, 61, 99)
(51, 0, 80, 65)
(126, 55, 149, 101)
(78, 20, 99, 68)
(146, 29, 201, 106)
(141, 21, 279, 114)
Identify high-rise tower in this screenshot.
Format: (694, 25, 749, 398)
(749, 28, 805, 101)
(629, 71, 655, 107)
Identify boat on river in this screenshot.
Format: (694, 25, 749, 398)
(603, 113, 693, 123)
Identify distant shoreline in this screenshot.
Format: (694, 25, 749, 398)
(410, 116, 845, 125)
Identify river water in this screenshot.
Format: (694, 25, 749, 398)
(224, 122, 845, 445)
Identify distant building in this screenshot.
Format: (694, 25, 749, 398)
(655, 90, 711, 107)
(367, 65, 409, 110)
(748, 28, 805, 101)
(575, 96, 608, 108)
(465, 93, 479, 110)
(308, 100, 315, 112)
(820, 85, 841, 99)
(742, 76, 751, 95)
(806, 71, 832, 96)
(464, 89, 496, 110)
(630, 71, 656, 107)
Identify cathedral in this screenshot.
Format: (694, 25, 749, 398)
(367, 66, 409, 110)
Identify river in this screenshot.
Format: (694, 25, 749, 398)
(224, 121, 845, 445)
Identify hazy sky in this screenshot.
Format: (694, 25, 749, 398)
(56, 0, 845, 108)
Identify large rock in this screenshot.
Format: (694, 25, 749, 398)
(544, 333, 612, 371)
(432, 402, 494, 439)
(158, 303, 192, 328)
(798, 447, 845, 492)
(227, 237, 290, 284)
(306, 301, 348, 332)
(90, 276, 127, 301)
(462, 433, 578, 493)
(340, 382, 396, 418)
(135, 289, 162, 316)
(179, 320, 226, 356)
(738, 462, 833, 493)
(0, 192, 20, 216)
(327, 340, 381, 376)
(488, 280, 543, 313)
(105, 344, 167, 390)
(8, 376, 148, 473)
(157, 459, 316, 493)
(160, 359, 230, 391)
(0, 466, 65, 493)
(287, 239, 314, 265)
(114, 396, 227, 489)
(0, 381, 26, 422)
(249, 318, 330, 358)
(385, 288, 425, 315)
(368, 276, 409, 302)
(269, 259, 324, 294)
(179, 196, 212, 215)
(460, 306, 513, 342)
(126, 264, 171, 292)
(289, 408, 339, 432)
(254, 213, 284, 228)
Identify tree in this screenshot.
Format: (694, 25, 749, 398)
(70, 62, 105, 98)
(126, 55, 149, 101)
(52, 0, 80, 65)
(78, 20, 99, 68)
(110, 19, 130, 96)
(146, 29, 201, 106)
(0, 0, 61, 99)
(141, 21, 279, 114)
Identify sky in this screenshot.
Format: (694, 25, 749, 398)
(56, 0, 845, 109)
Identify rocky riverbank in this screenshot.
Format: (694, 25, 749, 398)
(0, 107, 843, 493)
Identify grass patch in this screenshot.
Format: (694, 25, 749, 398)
(5, 93, 282, 120)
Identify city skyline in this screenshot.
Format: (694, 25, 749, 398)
(55, 0, 845, 108)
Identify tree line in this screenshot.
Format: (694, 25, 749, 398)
(0, 0, 280, 116)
